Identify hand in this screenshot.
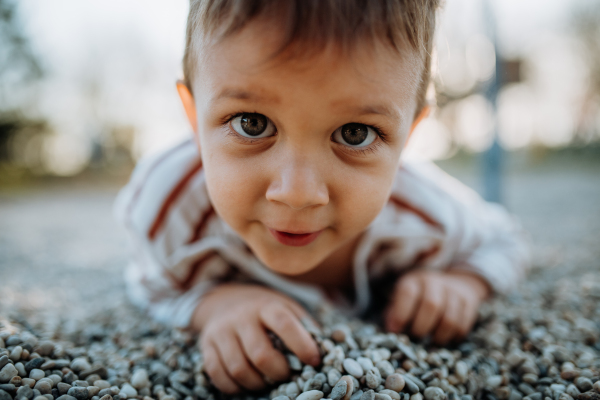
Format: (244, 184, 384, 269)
(191, 283, 321, 394)
(384, 269, 491, 345)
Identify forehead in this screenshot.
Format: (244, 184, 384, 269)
(194, 19, 423, 120)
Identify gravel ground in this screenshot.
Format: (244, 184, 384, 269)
(0, 152, 599, 400)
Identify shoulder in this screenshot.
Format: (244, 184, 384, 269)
(114, 137, 209, 240)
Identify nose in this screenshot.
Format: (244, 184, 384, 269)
(265, 154, 329, 210)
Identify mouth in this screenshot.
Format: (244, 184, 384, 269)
(268, 228, 323, 247)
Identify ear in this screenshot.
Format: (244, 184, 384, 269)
(406, 106, 430, 143)
(176, 80, 198, 134)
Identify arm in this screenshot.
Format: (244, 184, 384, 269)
(384, 159, 531, 344)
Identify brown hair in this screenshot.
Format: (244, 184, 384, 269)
(183, 0, 440, 120)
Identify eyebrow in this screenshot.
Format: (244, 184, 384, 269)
(340, 103, 401, 121)
(211, 88, 281, 106)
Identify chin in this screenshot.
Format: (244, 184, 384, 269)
(255, 247, 322, 276)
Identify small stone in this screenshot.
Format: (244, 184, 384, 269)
(74, 381, 89, 388)
(0, 358, 8, 371)
(34, 396, 49, 400)
(296, 390, 324, 400)
(551, 385, 566, 393)
(10, 376, 22, 386)
(68, 386, 89, 400)
(131, 370, 150, 390)
(375, 395, 393, 400)
(15, 363, 26, 378)
(0, 364, 18, 383)
(361, 390, 375, 400)
(357, 358, 375, 372)
(70, 359, 92, 374)
(30, 369, 45, 381)
(304, 378, 323, 392)
(561, 371, 579, 381)
(99, 396, 112, 400)
(10, 346, 23, 362)
(594, 381, 600, 394)
(273, 396, 290, 400)
(0, 385, 14, 393)
(559, 394, 573, 400)
(575, 378, 593, 392)
(79, 368, 107, 380)
(34, 343, 54, 358)
(39, 362, 55, 371)
(402, 377, 420, 394)
(94, 381, 110, 390)
(410, 394, 423, 400)
(329, 370, 342, 387)
(34, 380, 52, 395)
(58, 383, 72, 395)
(0, 389, 11, 400)
(523, 375, 539, 385)
(288, 355, 303, 372)
(339, 376, 354, 400)
(351, 391, 364, 400)
(423, 387, 445, 400)
(380, 391, 400, 400)
(487, 376, 503, 389)
(22, 378, 36, 388)
(119, 384, 137, 399)
(56, 396, 78, 400)
(523, 394, 542, 400)
(577, 394, 600, 400)
(366, 370, 380, 389)
(6, 336, 21, 346)
(330, 379, 347, 400)
(17, 385, 34, 400)
(286, 382, 300, 399)
(343, 359, 364, 379)
(454, 362, 468, 382)
(87, 387, 100, 397)
(376, 362, 394, 379)
(495, 387, 511, 400)
(385, 375, 406, 393)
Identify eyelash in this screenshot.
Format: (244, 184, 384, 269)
(220, 112, 389, 155)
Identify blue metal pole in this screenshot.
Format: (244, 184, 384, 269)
(481, 0, 503, 204)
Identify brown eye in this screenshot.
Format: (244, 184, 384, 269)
(231, 113, 276, 138)
(332, 123, 377, 147)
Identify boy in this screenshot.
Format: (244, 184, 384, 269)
(115, 0, 531, 394)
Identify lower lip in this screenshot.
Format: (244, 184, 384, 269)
(268, 228, 323, 247)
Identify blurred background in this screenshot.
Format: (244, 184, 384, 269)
(0, 0, 598, 320)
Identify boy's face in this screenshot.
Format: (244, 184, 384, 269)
(182, 20, 422, 276)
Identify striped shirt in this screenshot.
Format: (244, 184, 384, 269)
(114, 137, 531, 328)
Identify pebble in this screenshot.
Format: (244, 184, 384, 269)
(21, 378, 35, 388)
(0, 364, 18, 383)
(575, 378, 593, 392)
(93, 381, 110, 390)
(380, 390, 400, 400)
(30, 369, 45, 381)
(15, 363, 27, 378)
(361, 390, 375, 400)
(410, 394, 423, 400)
(119, 384, 137, 398)
(343, 359, 364, 379)
(357, 358, 374, 372)
(58, 383, 72, 395)
(34, 380, 52, 394)
(87, 387, 100, 397)
(70, 359, 92, 373)
(57, 396, 77, 400)
(0, 390, 10, 400)
(339, 376, 354, 400)
(594, 381, 600, 393)
(366, 371, 379, 389)
(0, 358, 7, 371)
(68, 387, 89, 400)
(375, 394, 392, 400)
(296, 390, 324, 400)
(273, 396, 290, 400)
(487, 375, 503, 389)
(328, 369, 342, 387)
(16, 385, 33, 399)
(330, 379, 347, 400)
(403, 377, 419, 394)
(385, 374, 405, 392)
(131, 369, 150, 389)
(9, 346, 23, 362)
(423, 388, 445, 400)
(34, 396, 49, 400)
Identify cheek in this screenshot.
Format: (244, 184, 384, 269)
(200, 138, 265, 230)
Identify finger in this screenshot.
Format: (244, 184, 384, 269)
(432, 291, 461, 345)
(260, 303, 320, 366)
(237, 321, 290, 382)
(202, 343, 242, 394)
(213, 332, 265, 391)
(455, 298, 479, 340)
(385, 273, 422, 333)
(410, 277, 445, 338)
